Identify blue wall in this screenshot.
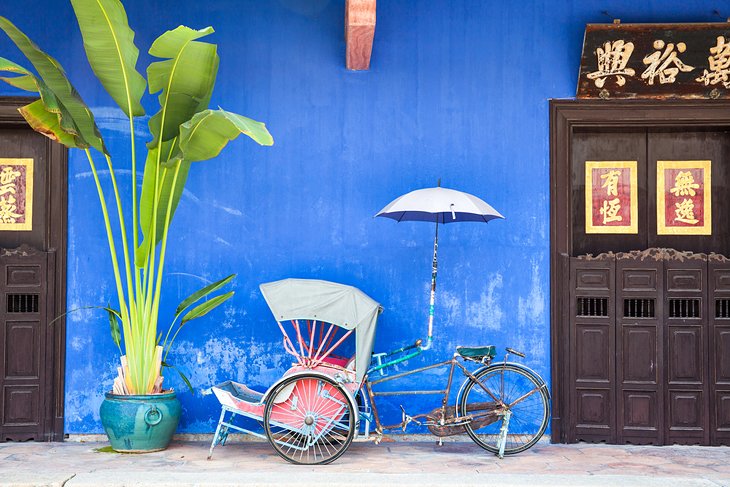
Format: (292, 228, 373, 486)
(0, 0, 726, 434)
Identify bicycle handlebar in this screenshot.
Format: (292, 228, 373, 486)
(506, 347, 525, 358)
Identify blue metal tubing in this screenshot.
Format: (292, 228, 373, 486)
(368, 348, 423, 374)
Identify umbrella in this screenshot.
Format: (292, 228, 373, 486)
(375, 183, 504, 350)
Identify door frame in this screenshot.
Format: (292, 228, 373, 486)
(549, 99, 730, 443)
(0, 96, 67, 440)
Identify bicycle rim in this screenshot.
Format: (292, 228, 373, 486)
(460, 364, 549, 455)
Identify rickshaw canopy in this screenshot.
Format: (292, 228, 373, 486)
(259, 278, 381, 383)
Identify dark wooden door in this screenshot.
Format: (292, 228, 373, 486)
(569, 258, 616, 442)
(550, 100, 730, 445)
(664, 256, 709, 445)
(708, 259, 730, 446)
(0, 248, 53, 441)
(0, 98, 66, 441)
(569, 250, 726, 446)
(616, 256, 664, 444)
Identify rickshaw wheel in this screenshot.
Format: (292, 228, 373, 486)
(263, 374, 355, 465)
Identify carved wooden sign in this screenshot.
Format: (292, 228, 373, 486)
(0, 158, 33, 231)
(657, 160, 711, 235)
(577, 23, 730, 99)
(585, 161, 638, 234)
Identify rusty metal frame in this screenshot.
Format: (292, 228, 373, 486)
(365, 354, 504, 434)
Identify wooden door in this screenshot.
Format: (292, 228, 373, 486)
(569, 257, 616, 443)
(616, 256, 664, 444)
(709, 259, 730, 445)
(0, 248, 53, 441)
(569, 250, 716, 445)
(0, 98, 66, 441)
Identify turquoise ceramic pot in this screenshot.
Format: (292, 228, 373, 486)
(100, 391, 181, 452)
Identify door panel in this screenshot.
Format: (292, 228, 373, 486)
(647, 130, 730, 254)
(0, 100, 65, 442)
(617, 257, 663, 444)
(0, 129, 48, 250)
(569, 251, 721, 445)
(709, 260, 730, 445)
(571, 130, 647, 256)
(570, 258, 616, 443)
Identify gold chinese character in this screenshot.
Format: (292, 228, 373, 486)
(587, 40, 636, 88)
(0, 166, 21, 185)
(599, 198, 623, 224)
(674, 198, 699, 224)
(641, 40, 694, 85)
(0, 183, 16, 196)
(600, 170, 621, 196)
(669, 170, 700, 197)
(0, 195, 22, 223)
(696, 36, 730, 88)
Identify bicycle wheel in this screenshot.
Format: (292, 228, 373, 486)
(459, 363, 549, 455)
(263, 374, 355, 465)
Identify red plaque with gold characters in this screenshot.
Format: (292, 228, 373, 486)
(0, 158, 33, 231)
(657, 160, 711, 235)
(585, 161, 638, 234)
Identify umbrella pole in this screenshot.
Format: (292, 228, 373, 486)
(422, 220, 438, 350)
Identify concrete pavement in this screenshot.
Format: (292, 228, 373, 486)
(1, 438, 729, 486)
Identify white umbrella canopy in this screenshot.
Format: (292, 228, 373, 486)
(375, 186, 504, 223)
(375, 184, 504, 350)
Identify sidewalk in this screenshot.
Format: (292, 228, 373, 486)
(1, 438, 728, 487)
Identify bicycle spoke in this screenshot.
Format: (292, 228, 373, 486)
(264, 375, 355, 465)
(460, 364, 549, 455)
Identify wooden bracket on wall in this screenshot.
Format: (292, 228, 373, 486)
(345, 0, 376, 70)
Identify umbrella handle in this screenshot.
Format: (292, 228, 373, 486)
(421, 222, 438, 351)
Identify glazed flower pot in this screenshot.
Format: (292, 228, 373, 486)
(100, 391, 181, 453)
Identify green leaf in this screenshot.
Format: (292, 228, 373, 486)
(0, 56, 37, 91)
(175, 274, 235, 317)
(135, 145, 191, 268)
(19, 99, 83, 147)
(106, 305, 121, 350)
(70, 0, 146, 118)
(180, 291, 234, 325)
(0, 58, 89, 148)
(161, 361, 194, 394)
(0, 16, 107, 154)
(146, 26, 219, 147)
(179, 109, 273, 162)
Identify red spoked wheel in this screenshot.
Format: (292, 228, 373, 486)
(263, 374, 355, 465)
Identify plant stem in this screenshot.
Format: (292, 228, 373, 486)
(129, 116, 144, 331)
(148, 160, 182, 391)
(84, 149, 136, 391)
(103, 153, 137, 342)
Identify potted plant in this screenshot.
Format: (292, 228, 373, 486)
(0, 0, 273, 452)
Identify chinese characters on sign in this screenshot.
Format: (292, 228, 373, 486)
(0, 159, 33, 231)
(585, 161, 637, 234)
(657, 160, 711, 235)
(578, 24, 730, 98)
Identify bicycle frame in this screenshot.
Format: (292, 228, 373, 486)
(363, 353, 504, 435)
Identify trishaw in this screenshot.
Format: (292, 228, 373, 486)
(209, 278, 550, 465)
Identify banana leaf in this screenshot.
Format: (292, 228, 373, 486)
(137, 25, 220, 265)
(70, 0, 146, 118)
(146, 26, 218, 147)
(0, 57, 87, 147)
(0, 16, 106, 154)
(19, 99, 84, 147)
(135, 141, 191, 268)
(179, 109, 273, 162)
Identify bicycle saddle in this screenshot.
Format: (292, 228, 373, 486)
(456, 345, 496, 362)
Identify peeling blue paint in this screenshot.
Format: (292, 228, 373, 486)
(0, 0, 724, 435)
